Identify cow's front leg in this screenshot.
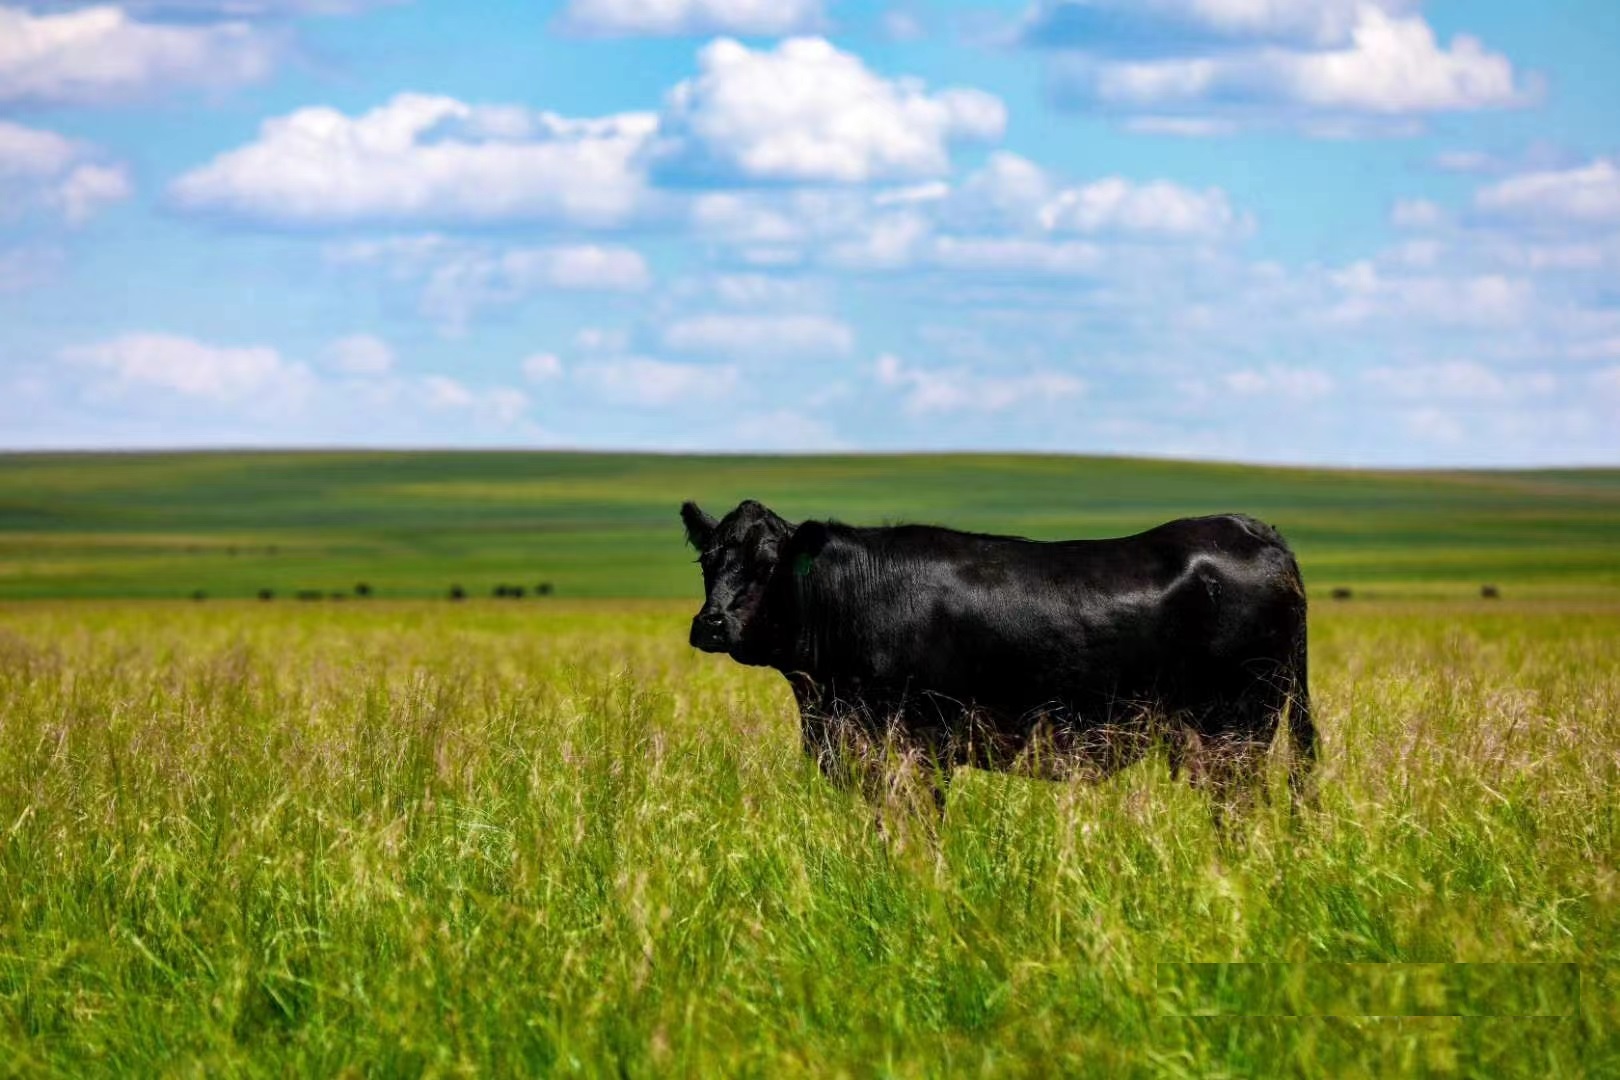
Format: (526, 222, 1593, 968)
(798, 704, 948, 840)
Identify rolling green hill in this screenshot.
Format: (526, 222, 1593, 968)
(1, 451, 1617, 599)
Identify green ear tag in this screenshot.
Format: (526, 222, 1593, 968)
(793, 552, 814, 579)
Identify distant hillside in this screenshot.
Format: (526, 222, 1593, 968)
(1, 452, 1616, 599)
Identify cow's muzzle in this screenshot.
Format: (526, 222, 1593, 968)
(689, 611, 733, 653)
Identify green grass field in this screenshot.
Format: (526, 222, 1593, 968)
(1, 453, 1617, 1074)
(1, 600, 1614, 1075)
(2, 451, 1618, 599)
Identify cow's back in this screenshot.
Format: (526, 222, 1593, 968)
(780, 514, 1303, 714)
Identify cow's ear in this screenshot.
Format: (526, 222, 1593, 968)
(787, 520, 830, 561)
(681, 501, 718, 550)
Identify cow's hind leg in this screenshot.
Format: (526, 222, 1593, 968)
(1180, 689, 1280, 832)
(1185, 733, 1271, 833)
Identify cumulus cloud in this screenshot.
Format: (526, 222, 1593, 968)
(574, 355, 739, 406)
(661, 313, 854, 358)
(1473, 159, 1620, 228)
(652, 37, 1005, 183)
(1035, 171, 1241, 240)
(1047, 6, 1533, 132)
(0, 4, 277, 107)
(120, 1, 397, 13)
(1328, 260, 1533, 327)
(1021, 0, 1413, 51)
(63, 332, 314, 403)
(730, 407, 843, 449)
(421, 376, 530, 424)
(689, 153, 1245, 275)
(52, 330, 535, 441)
(171, 94, 657, 227)
(1218, 365, 1334, 401)
(522, 353, 564, 382)
(0, 244, 64, 291)
(327, 235, 652, 330)
(1363, 360, 1557, 402)
(562, 0, 824, 37)
(874, 352, 1084, 415)
(1390, 198, 1445, 230)
(0, 120, 131, 224)
(324, 333, 394, 375)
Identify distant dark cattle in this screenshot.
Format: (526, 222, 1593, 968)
(449, 585, 466, 601)
(258, 588, 274, 601)
(354, 582, 372, 598)
(493, 584, 527, 599)
(536, 582, 554, 597)
(191, 590, 207, 602)
(1330, 587, 1354, 601)
(1481, 584, 1501, 599)
(682, 500, 1315, 824)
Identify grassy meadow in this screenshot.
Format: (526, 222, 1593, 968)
(1, 452, 1618, 1074)
(2, 451, 1618, 599)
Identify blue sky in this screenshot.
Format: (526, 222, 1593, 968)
(1, 0, 1617, 464)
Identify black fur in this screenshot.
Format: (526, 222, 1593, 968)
(682, 501, 1315, 816)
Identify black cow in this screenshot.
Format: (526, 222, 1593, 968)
(681, 500, 1315, 824)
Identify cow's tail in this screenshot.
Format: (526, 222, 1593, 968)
(1285, 657, 1317, 811)
(1281, 552, 1318, 812)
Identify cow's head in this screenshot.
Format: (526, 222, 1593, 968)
(681, 499, 794, 663)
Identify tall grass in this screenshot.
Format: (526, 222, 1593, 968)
(1, 601, 1615, 1075)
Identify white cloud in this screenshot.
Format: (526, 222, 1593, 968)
(1218, 365, 1334, 401)
(1328, 260, 1533, 327)
(662, 313, 854, 358)
(562, 0, 824, 37)
(30, 330, 539, 445)
(1390, 198, 1444, 230)
(0, 4, 276, 107)
(574, 356, 739, 406)
(1021, 0, 1413, 50)
(1121, 116, 1238, 138)
(1041, 175, 1240, 239)
(1363, 360, 1557, 402)
(420, 375, 530, 424)
(1569, 338, 1620, 362)
(1054, 7, 1532, 130)
(652, 37, 1005, 183)
(416, 244, 651, 328)
(120, 1, 397, 13)
(881, 10, 926, 43)
(0, 244, 64, 291)
(928, 236, 1104, 275)
(689, 155, 1247, 275)
(1474, 159, 1620, 228)
(63, 332, 313, 403)
(573, 326, 632, 353)
(874, 352, 1084, 414)
(171, 94, 657, 227)
(0, 120, 131, 224)
(522, 352, 564, 381)
(324, 333, 394, 375)
(705, 273, 824, 309)
(731, 407, 843, 449)
(327, 235, 651, 330)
